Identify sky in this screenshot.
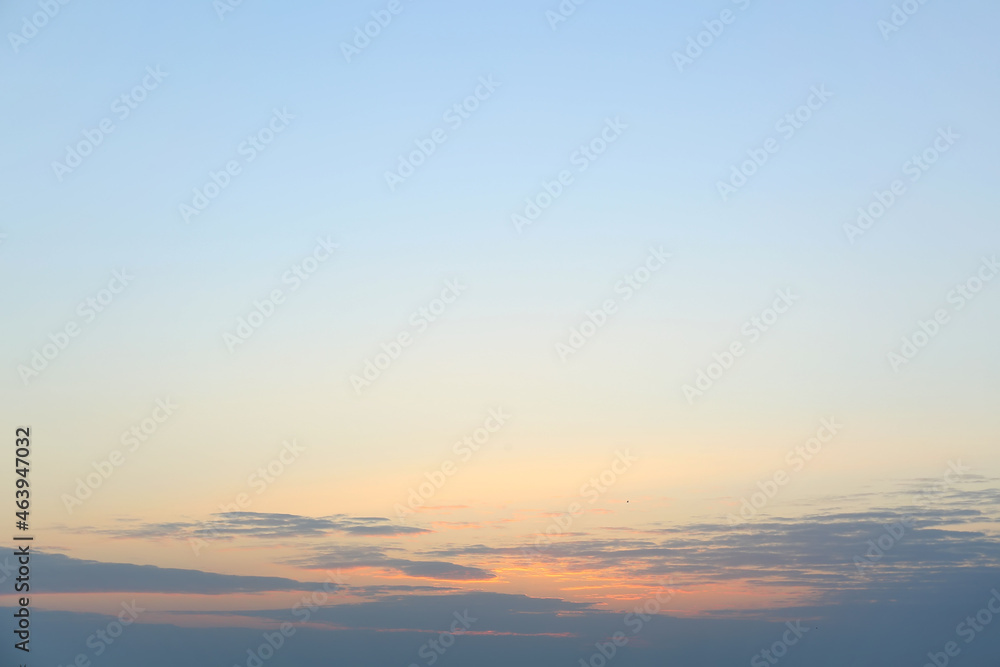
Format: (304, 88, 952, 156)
(2, 0, 1000, 665)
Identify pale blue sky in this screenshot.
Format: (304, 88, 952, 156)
(3, 0, 998, 432)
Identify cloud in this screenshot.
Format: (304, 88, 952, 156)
(19, 579, 1000, 667)
(423, 485, 1000, 607)
(30, 552, 339, 594)
(287, 545, 496, 581)
(80, 511, 430, 541)
(182, 590, 592, 634)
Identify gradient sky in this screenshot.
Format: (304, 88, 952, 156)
(2, 0, 1000, 665)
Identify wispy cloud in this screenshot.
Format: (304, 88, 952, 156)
(74, 511, 431, 541)
(287, 545, 495, 581)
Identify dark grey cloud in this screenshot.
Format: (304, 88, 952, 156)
(17, 579, 1000, 667)
(31, 552, 340, 594)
